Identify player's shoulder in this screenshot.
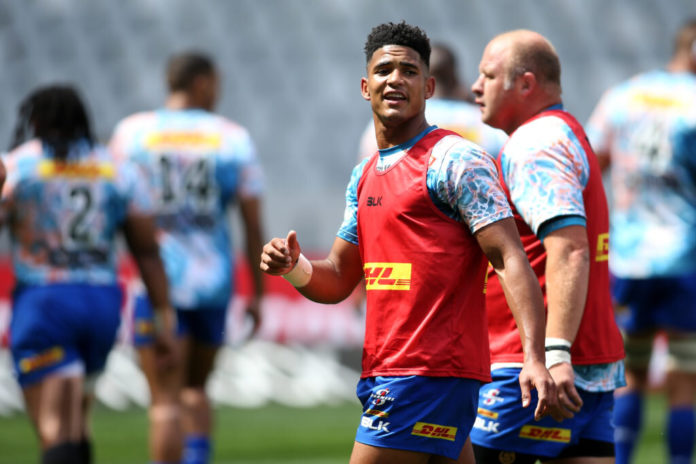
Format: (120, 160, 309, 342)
(432, 131, 492, 163)
(220, 117, 252, 140)
(114, 111, 158, 131)
(6, 139, 43, 159)
(515, 112, 572, 141)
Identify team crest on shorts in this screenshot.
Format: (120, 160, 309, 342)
(497, 450, 517, 464)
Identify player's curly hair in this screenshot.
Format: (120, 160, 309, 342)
(9, 84, 94, 159)
(364, 21, 431, 67)
(167, 51, 216, 92)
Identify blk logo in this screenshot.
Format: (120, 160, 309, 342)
(367, 196, 382, 206)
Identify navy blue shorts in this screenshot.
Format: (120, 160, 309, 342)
(470, 368, 614, 458)
(132, 295, 227, 346)
(355, 376, 480, 460)
(612, 272, 696, 333)
(10, 283, 122, 387)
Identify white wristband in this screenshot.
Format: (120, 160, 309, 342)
(545, 337, 571, 369)
(282, 253, 313, 288)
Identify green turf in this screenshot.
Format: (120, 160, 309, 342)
(0, 394, 679, 463)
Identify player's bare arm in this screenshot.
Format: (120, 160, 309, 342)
(260, 230, 364, 304)
(543, 225, 590, 418)
(239, 195, 265, 333)
(123, 212, 178, 369)
(474, 217, 561, 421)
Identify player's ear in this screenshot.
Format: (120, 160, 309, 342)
(424, 75, 435, 100)
(519, 72, 536, 96)
(361, 77, 371, 101)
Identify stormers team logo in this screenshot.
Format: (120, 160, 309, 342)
(363, 263, 411, 290)
(369, 388, 395, 406)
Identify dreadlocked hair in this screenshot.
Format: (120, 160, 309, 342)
(364, 21, 431, 67)
(9, 85, 95, 160)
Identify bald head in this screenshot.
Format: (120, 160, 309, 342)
(491, 30, 561, 93)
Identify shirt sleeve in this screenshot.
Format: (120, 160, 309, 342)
(336, 158, 370, 245)
(501, 116, 589, 235)
(219, 123, 265, 200)
(428, 137, 513, 234)
(585, 88, 615, 156)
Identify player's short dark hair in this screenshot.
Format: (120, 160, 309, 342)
(166, 51, 216, 92)
(9, 84, 94, 159)
(364, 21, 431, 67)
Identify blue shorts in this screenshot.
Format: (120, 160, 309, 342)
(132, 295, 227, 346)
(10, 283, 122, 387)
(612, 272, 696, 333)
(470, 368, 614, 458)
(355, 376, 480, 460)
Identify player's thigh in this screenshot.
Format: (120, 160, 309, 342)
(137, 343, 185, 402)
(350, 441, 432, 464)
(350, 438, 476, 464)
(22, 374, 84, 446)
(178, 308, 226, 387)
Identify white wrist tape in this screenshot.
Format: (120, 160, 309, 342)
(545, 337, 571, 368)
(282, 253, 313, 288)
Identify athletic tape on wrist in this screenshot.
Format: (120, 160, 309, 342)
(282, 253, 313, 288)
(545, 337, 572, 368)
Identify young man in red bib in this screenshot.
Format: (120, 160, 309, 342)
(260, 22, 559, 464)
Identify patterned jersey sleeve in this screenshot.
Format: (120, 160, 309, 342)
(105, 145, 154, 217)
(427, 137, 512, 234)
(336, 158, 370, 245)
(585, 87, 617, 155)
(501, 116, 589, 235)
(218, 121, 264, 200)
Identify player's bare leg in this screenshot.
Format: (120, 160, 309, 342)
(138, 343, 184, 463)
(181, 338, 219, 464)
(349, 437, 475, 464)
(23, 374, 87, 462)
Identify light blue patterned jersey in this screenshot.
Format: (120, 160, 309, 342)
(1, 139, 151, 286)
(338, 126, 512, 244)
(587, 70, 696, 278)
(110, 109, 264, 309)
(501, 106, 589, 236)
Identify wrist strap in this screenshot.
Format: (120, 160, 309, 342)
(282, 253, 313, 288)
(545, 337, 571, 368)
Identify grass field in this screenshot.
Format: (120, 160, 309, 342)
(0, 395, 674, 464)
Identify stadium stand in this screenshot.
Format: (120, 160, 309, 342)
(0, 0, 692, 250)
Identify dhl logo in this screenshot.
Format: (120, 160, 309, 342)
(38, 160, 115, 179)
(19, 346, 65, 373)
(596, 233, 609, 262)
(519, 425, 571, 443)
(364, 263, 411, 291)
(411, 422, 457, 441)
(145, 132, 221, 150)
(477, 407, 499, 419)
(631, 93, 686, 110)
(365, 409, 389, 418)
